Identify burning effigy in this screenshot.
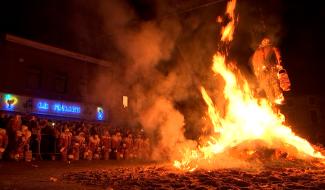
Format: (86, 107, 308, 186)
(251, 37, 291, 105)
(173, 0, 324, 171)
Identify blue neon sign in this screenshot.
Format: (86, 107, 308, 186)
(3, 94, 18, 111)
(97, 107, 104, 120)
(35, 100, 81, 116)
(37, 101, 49, 111)
(53, 103, 81, 114)
(1, 93, 107, 121)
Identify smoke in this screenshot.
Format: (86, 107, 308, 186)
(234, 0, 284, 51)
(91, 0, 198, 161)
(90, 0, 246, 161)
(139, 97, 186, 160)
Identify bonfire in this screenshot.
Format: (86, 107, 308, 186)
(174, 0, 325, 171)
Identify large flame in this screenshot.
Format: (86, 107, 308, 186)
(174, 0, 324, 171)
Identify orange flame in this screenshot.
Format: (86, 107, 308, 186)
(200, 54, 324, 160)
(221, 0, 237, 42)
(174, 0, 324, 171)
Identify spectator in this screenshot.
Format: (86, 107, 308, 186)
(12, 125, 31, 161)
(71, 131, 85, 161)
(101, 130, 111, 160)
(58, 128, 72, 161)
(0, 113, 151, 162)
(88, 133, 101, 160)
(122, 133, 133, 160)
(0, 113, 9, 129)
(133, 134, 142, 159)
(0, 128, 8, 160)
(111, 132, 122, 160)
(30, 117, 41, 160)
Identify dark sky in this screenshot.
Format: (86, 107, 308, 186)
(280, 1, 325, 95)
(2, 0, 325, 95)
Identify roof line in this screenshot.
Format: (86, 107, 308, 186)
(5, 34, 112, 67)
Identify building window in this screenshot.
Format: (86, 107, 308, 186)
(54, 73, 67, 93)
(26, 68, 41, 89)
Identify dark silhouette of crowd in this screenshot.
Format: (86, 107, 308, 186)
(0, 112, 151, 162)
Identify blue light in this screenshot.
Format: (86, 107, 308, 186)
(37, 101, 49, 111)
(97, 107, 104, 120)
(52, 103, 81, 114)
(53, 104, 61, 112)
(3, 94, 18, 111)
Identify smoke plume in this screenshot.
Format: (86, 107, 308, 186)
(92, 0, 198, 161)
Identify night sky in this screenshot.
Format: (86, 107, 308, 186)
(281, 1, 325, 95)
(2, 0, 325, 95)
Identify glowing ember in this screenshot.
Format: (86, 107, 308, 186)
(174, 0, 324, 171)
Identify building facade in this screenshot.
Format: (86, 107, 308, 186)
(0, 34, 112, 121)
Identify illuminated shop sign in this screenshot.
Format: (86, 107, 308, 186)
(35, 100, 81, 116)
(3, 94, 18, 111)
(37, 101, 49, 111)
(97, 107, 104, 120)
(1, 92, 106, 121)
(53, 103, 81, 114)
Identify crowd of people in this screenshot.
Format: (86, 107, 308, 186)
(0, 112, 151, 162)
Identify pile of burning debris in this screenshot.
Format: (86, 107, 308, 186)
(62, 163, 325, 189)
